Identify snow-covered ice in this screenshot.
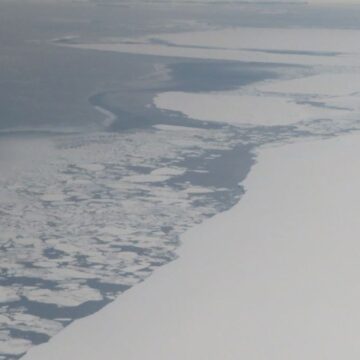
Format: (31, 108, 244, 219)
(0, 287, 20, 304)
(68, 27, 360, 127)
(257, 72, 360, 96)
(7, 8, 360, 359)
(66, 27, 360, 66)
(22, 132, 360, 360)
(0, 124, 255, 358)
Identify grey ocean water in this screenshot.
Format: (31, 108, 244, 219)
(1, 2, 360, 359)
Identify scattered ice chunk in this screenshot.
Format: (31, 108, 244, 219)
(22, 286, 103, 307)
(0, 287, 20, 303)
(0, 125, 254, 357)
(183, 186, 215, 195)
(150, 167, 186, 177)
(0, 337, 32, 355)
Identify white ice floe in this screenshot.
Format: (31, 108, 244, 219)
(0, 337, 32, 356)
(145, 27, 360, 127)
(93, 105, 117, 128)
(22, 286, 103, 307)
(78, 163, 105, 172)
(257, 72, 360, 96)
(66, 27, 360, 66)
(122, 167, 186, 183)
(148, 27, 360, 54)
(22, 132, 360, 360)
(0, 124, 244, 357)
(0, 287, 20, 303)
(183, 185, 215, 194)
(154, 71, 360, 126)
(121, 174, 172, 183)
(150, 167, 186, 177)
(153, 124, 197, 132)
(0, 136, 54, 182)
(67, 26, 360, 127)
(0, 313, 63, 338)
(12, 22, 360, 358)
(154, 91, 351, 126)
(41, 193, 66, 202)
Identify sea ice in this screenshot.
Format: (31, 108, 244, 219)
(22, 132, 360, 360)
(0, 287, 20, 303)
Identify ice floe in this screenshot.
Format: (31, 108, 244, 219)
(65, 27, 360, 66)
(0, 124, 255, 358)
(66, 27, 360, 127)
(22, 132, 360, 360)
(0, 287, 20, 304)
(154, 91, 351, 126)
(22, 286, 103, 308)
(9, 19, 360, 360)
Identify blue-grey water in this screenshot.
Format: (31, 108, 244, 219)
(1, 2, 360, 359)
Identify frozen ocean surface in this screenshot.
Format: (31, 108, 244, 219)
(2, 1, 360, 359)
